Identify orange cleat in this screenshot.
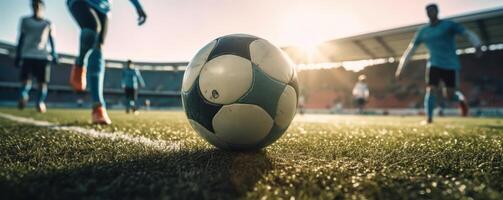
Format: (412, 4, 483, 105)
(36, 102, 47, 113)
(92, 105, 112, 125)
(69, 65, 87, 92)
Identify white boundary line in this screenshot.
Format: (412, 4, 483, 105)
(0, 112, 181, 151)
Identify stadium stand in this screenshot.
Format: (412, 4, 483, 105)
(298, 49, 503, 109)
(0, 44, 186, 108)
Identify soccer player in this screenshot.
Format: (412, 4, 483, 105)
(352, 75, 370, 114)
(121, 60, 145, 114)
(15, 0, 58, 113)
(67, 0, 147, 124)
(395, 4, 482, 124)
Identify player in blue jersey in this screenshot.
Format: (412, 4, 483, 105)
(121, 60, 145, 114)
(15, 0, 58, 113)
(67, 0, 147, 124)
(395, 4, 482, 124)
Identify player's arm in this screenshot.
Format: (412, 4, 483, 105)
(364, 85, 370, 99)
(48, 23, 58, 64)
(463, 30, 483, 57)
(130, 0, 147, 25)
(395, 33, 420, 79)
(15, 34, 25, 68)
(15, 19, 25, 68)
(452, 21, 482, 57)
(136, 69, 146, 88)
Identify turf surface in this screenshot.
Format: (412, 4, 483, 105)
(0, 108, 502, 199)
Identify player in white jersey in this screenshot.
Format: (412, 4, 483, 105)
(352, 75, 370, 114)
(15, 0, 58, 113)
(66, 0, 147, 124)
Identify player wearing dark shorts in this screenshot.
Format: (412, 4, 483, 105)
(66, 0, 147, 124)
(395, 4, 482, 123)
(427, 66, 459, 88)
(122, 60, 145, 114)
(15, 0, 58, 113)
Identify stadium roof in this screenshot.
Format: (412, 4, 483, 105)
(283, 7, 503, 63)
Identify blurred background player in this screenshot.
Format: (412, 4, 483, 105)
(395, 3, 482, 124)
(352, 75, 370, 114)
(144, 99, 151, 111)
(298, 95, 305, 115)
(15, 0, 58, 113)
(67, 0, 147, 124)
(121, 60, 145, 114)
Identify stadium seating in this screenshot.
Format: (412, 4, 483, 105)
(300, 50, 503, 109)
(1, 48, 501, 109)
(0, 53, 183, 108)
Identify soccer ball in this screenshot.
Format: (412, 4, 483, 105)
(181, 34, 299, 151)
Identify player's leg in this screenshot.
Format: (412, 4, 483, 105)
(357, 98, 365, 114)
(18, 59, 32, 110)
(125, 88, 131, 113)
(424, 67, 441, 123)
(35, 82, 48, 113)
(132, 88, 138, 114)
(86, 11, 111, 124)
(32, 59, 50, 113)
(18, 80, 31, 110)
(424, 86, 438, 123)
(68, 1, 100, 91)
(444, 70, 468, 116)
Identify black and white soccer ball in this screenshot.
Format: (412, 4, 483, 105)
(181, 34, 299, 150)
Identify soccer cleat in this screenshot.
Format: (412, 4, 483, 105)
(459, 101, 469, 117)
(420, 119, 433, 125)
(36, 102, 47, 113)
(92, 105, 112, 125)
(17, 98, 27, 110)
(132, 106, 139, 115)
(69, 65, 87, 92)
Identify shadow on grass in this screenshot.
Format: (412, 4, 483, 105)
(1, 149, 272, 199)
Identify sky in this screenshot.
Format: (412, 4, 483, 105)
(0, 0, 502, 63)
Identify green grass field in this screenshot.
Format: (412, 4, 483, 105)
(0, 108, 502, 199)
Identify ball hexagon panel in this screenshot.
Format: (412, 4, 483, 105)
(237, 63, 286, 118)
(198, 55, 253, 105)
(249, 39, 294, 84)
(212, 104, 274, 145)
(182, 40, 217, 92)
(207, 34, 259, 61)
(274, 85, 297, 129)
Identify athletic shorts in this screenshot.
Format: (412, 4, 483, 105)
(426, 66, 458, 88)
(125, 87, 138, 101)
(68, 0, 108, 45)
(355, 98, 366, 107)
(20, 58, 50, 83)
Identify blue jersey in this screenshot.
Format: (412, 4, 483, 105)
(67, 0, 142, 15)
(413, 20, 466, 70)
(122, 68, 145, 89)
